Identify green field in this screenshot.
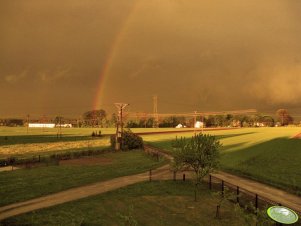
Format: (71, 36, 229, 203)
(1, 127, 301, 225)
(143, 127, 301, 193)
(1, 126, 301, 193)
(0, 126, 196, 137)
(2, 181, 251, 226)
(0, 127, 194, 159)
(0, 151, 166, 207)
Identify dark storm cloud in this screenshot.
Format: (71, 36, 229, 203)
(102, 0, 301, 113)
(1, 0, 301, 117)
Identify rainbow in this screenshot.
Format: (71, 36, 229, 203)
(93, 1, 141, 110)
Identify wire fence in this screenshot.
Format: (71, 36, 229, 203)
(209, 174, 301, 217)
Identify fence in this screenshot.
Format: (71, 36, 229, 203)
(0, 148, 111, 169)
(209, 174, 301, 218)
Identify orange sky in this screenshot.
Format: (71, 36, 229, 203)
(1, 0, 301, 118)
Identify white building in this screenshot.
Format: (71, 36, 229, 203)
(194, 121, 204, 128)
(28, 123, 56, 128)
(56, 124, 72, 128)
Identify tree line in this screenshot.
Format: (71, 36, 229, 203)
(0, 108, 296, 127)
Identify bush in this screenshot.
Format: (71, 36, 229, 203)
(110, 130, 144, 151)
(92, 130, 102, 137)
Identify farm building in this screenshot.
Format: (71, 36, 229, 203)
(28, 123, 56, 128)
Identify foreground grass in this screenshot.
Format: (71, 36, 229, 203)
(0, 151, 166, 207)
(144, 127, 301, 193)
(2, 181, 248, 226)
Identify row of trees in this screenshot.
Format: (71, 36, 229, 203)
(125, 111, 293, 128)
(0, 109, 296, 128)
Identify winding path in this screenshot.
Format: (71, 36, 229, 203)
(1, 145, 301, 221)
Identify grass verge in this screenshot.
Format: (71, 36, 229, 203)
(1, 181, 248, 226)
(0, 150, 166, 207)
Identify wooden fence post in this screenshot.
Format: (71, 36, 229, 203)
(221, 180, 224, 196)
(237, 186, 240, 203)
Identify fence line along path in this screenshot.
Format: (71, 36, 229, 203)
(146, 144, 301, 214)
(211, 171, 301, 213)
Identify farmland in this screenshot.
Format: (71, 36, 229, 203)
(0, 127, 194, 159)
(1, 126, 301, 194)
(143, 127, 301, 193)
(1, 126, 301, 225)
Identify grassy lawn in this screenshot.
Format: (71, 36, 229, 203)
(0, 151, 166, 207)
(2, 181, 250, 226)
(144, 127, 301, 193)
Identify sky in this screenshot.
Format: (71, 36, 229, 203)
(1, 0, 301, 118)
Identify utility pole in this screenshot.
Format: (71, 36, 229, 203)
(201, 115, 204, 134)
(58, 116, 62, 138)
(114, 103, 129, 151)
(194, 111, 197, 135)
(153, 95, 159, 128)
(26, 114, 30, 134)
(42, 115, 46, 132)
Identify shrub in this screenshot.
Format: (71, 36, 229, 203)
(110, 130, 143, 150)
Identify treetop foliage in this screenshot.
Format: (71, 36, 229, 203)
(172, 133, 221, 183)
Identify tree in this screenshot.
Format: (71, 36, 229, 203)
(204, 115, 215, 127)
(3, 119, 24, 127)
(173, 133, 221, 201)
(159, 116, 185, 128)
(54, 116, 64, 125)
(261, 115, 275, 127)
(276, 109, 293, 126)
(83, 109, 107, 127)
(110, 129, 143, 150)
(234, 115, 248, 127)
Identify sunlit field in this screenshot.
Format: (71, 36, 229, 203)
(143, 127, 301, 193)
(0, 127, 193, 159)
(1, 126, 301, 193)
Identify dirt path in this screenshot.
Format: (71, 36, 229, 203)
(211, 171, 301, 213)
(0, 165, 171, 221)
(1, 145, 301, 221)
(145, 144, 301, 213)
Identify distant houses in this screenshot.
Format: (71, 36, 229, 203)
(28, 123, 55, 128)
(28, 123, 72, 128)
